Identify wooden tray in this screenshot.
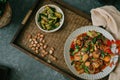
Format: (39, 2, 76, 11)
(10, 0, 109, 80)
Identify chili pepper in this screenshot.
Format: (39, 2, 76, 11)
(118, 47, 120, 54)
(107, 40, 112, 46)
(82, 33, 87, 37)
(115, 40, 120, 53)
(70, 56, 74, 61)
(70, 41, 75, 49)
(105, 48, 112, 54)
(115, 40, 120, 44)
(104, 46, 113, 54)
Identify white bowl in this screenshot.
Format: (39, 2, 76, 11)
(35, 4, 64, 33)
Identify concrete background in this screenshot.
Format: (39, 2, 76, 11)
(0, 0, 120, 80)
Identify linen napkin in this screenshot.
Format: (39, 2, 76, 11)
(91, 6, 120, 80)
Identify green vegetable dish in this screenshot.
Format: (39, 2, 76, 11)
(38, 6, 62, 30)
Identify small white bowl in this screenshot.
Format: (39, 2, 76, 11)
(35, 4, 64, 33)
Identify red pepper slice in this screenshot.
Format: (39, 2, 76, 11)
(115, 40, 120, 53)
(82, 33, 87, 36)
(106, 49, 113, 54)
(118, 47, 120, 54)
(106, 40, 115, 46)
(70, 41, 75, 49)
(115, 40, 120, 44)
(104, 46, 113, 54)
(70, 56, 74, 61)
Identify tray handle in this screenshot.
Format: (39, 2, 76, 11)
(22, 10, 32, 25)
(21, 0, 40, 25)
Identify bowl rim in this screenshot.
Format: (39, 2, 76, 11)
(35, 4, 64, 33)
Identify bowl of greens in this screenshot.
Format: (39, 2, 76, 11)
(35, 4, 64, 33)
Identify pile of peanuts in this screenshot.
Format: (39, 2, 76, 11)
(28, 32, 57, 63)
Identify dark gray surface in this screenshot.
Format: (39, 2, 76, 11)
(0, 0, 120, 80)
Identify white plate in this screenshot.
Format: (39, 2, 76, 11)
(64, 26, 118, 80)
(35, 4, 64, 33)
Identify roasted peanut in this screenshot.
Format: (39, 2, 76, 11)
(41, 53, 45, 57)
(42, 49, 46, 53)
(44, 51, 48, 55)
(33, 44, 37, 47)
(51, 47, 55, 51)
(49, 50, 53, 54)
(31, 41, 34, 45)
(39, 38, 43, 42)
(40, 47, 43, 50)
(35, 47, 39, 50)
(47, 59, 51, 63)
(37, 33, 41, 36)
(49, 55, 57, 61)
(31, 47, 35, 51)
(40, 34, 44, 38)
(42, 40, 45, 43)
(33, 38, 36, 41)
(35, 50, 39, 54)
(43, 45, 47, 49)
(37, 44, 40, 47)
(28, 34, 32, 39)
(34, 35, 37, 39)
(39, 43, 43, 46)
(29, 38, 32, 42)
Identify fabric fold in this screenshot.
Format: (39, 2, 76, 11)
(91, 6, 120, 40)
(91, 6, 120, 80)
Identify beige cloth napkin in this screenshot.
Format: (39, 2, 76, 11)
(91, 6, 120, 80)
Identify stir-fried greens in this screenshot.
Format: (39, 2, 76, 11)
(70, 30, 114, 74)
(38, 6, 62, 30)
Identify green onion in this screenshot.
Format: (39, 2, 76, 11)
(83, 65, 89, 73)
(92, 37, 97, 44)
(75, 45, 80, 49)
(71, 61, 75, 65)
(100, 50, 105, 58)
(69, 48, 74, 53)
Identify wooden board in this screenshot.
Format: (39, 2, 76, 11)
(11, 0, 108, 80)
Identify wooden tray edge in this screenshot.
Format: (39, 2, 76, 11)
(52, 0, 91, 21)
(10, 42, 77, 80)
